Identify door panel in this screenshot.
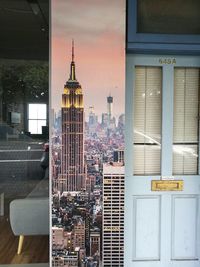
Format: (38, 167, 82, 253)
(133, 196, 161, 261)
(171, 195, 199, 260)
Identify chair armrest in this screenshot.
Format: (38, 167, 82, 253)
(10, 198, 49, 236)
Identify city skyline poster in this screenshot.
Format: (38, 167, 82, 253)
(52, 1, 125, 266)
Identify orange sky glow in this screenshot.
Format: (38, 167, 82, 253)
(51, 0, 125, 119)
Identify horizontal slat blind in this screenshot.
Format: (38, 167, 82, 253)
(134, 67, 162, 175)
(173, 68, 199, 175)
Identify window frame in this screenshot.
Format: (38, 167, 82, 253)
(28, 103, 47, 135)
(127, 0, 200, 54)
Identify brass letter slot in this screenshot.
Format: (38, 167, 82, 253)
(151, 180, 183, 191)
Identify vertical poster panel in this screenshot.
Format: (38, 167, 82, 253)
(51, 1, 125, 266)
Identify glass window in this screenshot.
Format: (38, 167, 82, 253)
(137, 0, 200, 35)
(134, 67, 162, 175)
(28, 104, 47, 134)
(0, 61, 49, 265)
(173, 68, 199, 175)
(0, 0, 49, 263)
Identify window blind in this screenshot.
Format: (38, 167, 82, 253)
(134, 67, 162, 175)
(173, 68, 199, 175)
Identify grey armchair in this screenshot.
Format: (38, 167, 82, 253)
(10, 179, 49, 254)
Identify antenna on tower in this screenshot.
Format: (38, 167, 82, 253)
(72, 39, 74, 62)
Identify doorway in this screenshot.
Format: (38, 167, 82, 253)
(125, 54, 200, 267)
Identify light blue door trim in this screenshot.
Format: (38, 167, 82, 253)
(125, 55, 134, 178)
(161, 65, 173, 176)
(124, 55, 135, 266)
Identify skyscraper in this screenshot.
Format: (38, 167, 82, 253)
(113, 149, 125, 164)
(103, 162, 124, 267)
(88, 106, 98, 134)
(107, 95, 116, 130)
(90, 228, 100, 257)
(58, 41, 85, 192)
(107, 95, 113, 123)
(73, 216, 85, 249)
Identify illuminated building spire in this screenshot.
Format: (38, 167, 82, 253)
(69, 39, 76, 81)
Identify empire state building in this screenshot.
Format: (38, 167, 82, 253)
(58, 41, 85, 192)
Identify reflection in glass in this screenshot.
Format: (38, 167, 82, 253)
(134, 67, 162, 175)
(28, 119, 47, 134)
(0, 62, 49, 264)
(29, 103, 47, 120)
(173, 68, 199, 174)
(137, 0, 200, 34)
(28, 104, 47, 134)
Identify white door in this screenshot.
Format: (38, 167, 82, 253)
(125, 54, 200, 267)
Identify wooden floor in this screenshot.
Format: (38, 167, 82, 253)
(0, 216, 49, 264)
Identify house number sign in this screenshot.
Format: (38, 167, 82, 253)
(159, 58, 176, 64)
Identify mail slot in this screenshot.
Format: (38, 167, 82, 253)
(151, 180, 183, 191)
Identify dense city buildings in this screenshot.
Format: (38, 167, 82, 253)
(57, 41, 85, 192)
(102, 163, 124, 267)
(52, 108, 125, 266)
(52, 252, 79, 267)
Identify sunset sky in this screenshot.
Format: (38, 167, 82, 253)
(51, 0, 125, 120)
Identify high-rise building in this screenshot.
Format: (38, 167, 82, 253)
(85, 210, 91, 255)
(107, 95, 116, 130)
(88, 106, 98, 134)
(118, 113, 125, 128)
(113, 149, 124, 164)
(101, 112, 109, 127)
(88, 106, 98, 126)
(103, 163, 124, 267)
(58, 41, 85, 192)
(63, 231, 73, 251)
(73, 216, 85, 249)
(107, 95, 113, 121)
(52, 227, 64, 250)
(90, 228, 100, 257)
